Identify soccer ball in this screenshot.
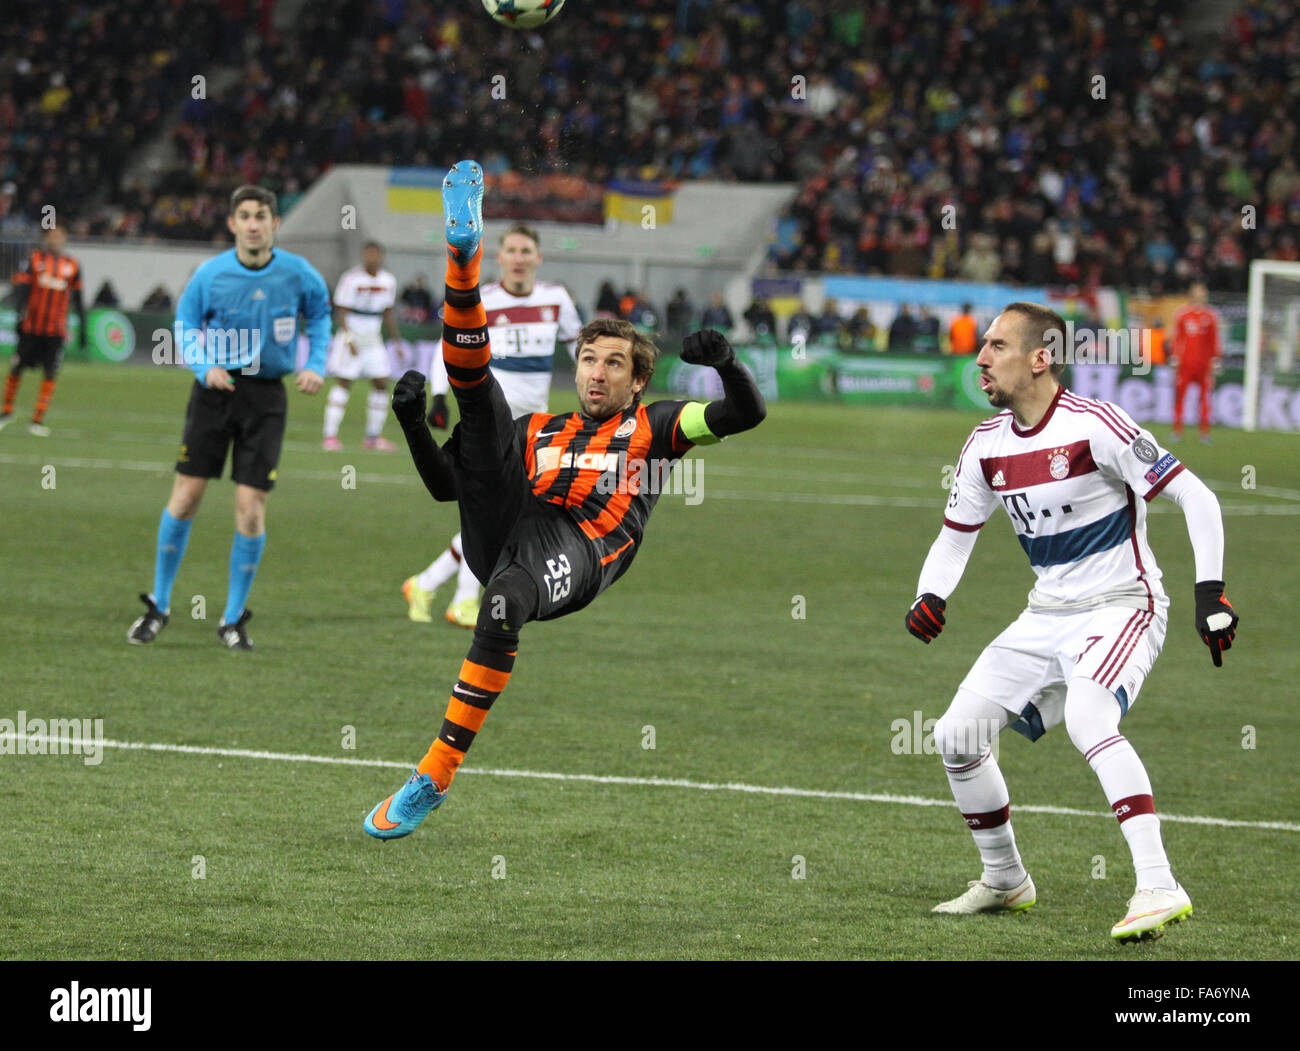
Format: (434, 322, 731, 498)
(482, 0, 565, 29)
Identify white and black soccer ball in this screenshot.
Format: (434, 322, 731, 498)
(481, 0, 566, 30)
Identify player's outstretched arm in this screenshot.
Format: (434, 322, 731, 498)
(392, 370, 458, 502)
(905, 526, 979, 643)
(681, 329, 766, 436)
(1156, 468, 1239, 665)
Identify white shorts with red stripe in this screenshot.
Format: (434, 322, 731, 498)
(958, 605, 1167, 741)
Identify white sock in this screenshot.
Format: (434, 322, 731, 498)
(365, 388, 388, 438)
(452, 547, 482, 605)
(324, 385, 349, 438)
(1066, 680, 1176, 892)
(1091, 745, 1175, 891)
(935, 693, 1025, 889)
(418, 534, 462, 592)
(946, 752, 1026, 889)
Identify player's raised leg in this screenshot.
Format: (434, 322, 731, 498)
(931, 691, 1036, 914)
(437, 159, 533, 581)
(440, 159, 490, 395)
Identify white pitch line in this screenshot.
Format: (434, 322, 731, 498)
(6, 734, 1296, 833)
(3, 452, 1298, 513)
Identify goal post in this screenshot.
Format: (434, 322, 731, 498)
(1244, 258, 1300, 431)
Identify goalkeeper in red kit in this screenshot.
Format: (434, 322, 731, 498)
(364, 161, 765, 839)
(1169, 282, 1221, 443)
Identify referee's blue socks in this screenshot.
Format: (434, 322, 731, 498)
(152, 508, 193, 615)
(223, 531, 266, 625)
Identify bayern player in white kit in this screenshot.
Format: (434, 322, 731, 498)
(906, 302, 1240, 942)
(403, 224, 581, 626)
(322, 241, 403, 451)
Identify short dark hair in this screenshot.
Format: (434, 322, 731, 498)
(575, 317, 659, 399)
(1001, 301, 1068, 379)
(499, 223, 540, 248)
(229, 185, 277, 216)
(363, 240, 383, 252)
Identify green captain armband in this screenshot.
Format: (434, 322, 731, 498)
(679, 401, 722, 445)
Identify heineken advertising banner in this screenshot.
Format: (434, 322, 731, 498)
(1070, 363, 1300, 431)
(659, 347, 1300, 431)
(1, 308, 442, 373)
(658, 345, 989, 410)
(0, 307, 136, 363)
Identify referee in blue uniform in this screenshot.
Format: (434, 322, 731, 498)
(128, 185, 331, 650)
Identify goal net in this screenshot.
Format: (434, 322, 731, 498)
(1244, 259, 1300, 430)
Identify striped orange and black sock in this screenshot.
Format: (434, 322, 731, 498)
(2, 372, 19, 415)
(32, 379, 56, 423)
(441, 245, 491, 391)
(417, 638, 517, 790)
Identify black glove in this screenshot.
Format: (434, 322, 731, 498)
(1194, 580, 1238, 667)
(426, 392, 449, 430)
(906, 593, 947, 644)
(391, 370, 428, 428)
(681, 329, 735, 367)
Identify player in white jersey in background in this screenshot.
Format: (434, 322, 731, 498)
(905, 302, 1240, 943)
(323, 241, 403, 451)
(403, 223, 581, 626)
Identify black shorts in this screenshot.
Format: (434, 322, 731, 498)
(175, 377, 287, 491)
(488, 502, 604, 623)
(15, 333, 63, 375)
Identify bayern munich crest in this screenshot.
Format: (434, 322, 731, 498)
(1048, 450, 1070, 480)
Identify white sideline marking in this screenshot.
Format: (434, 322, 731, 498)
(6, 734, 1297, 833)
(5, 453, 1293, 514)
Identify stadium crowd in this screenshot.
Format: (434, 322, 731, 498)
(2, 0, 1297, 296)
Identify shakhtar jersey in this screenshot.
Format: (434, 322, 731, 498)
(334, 266, 397, 336)
(943, 386, 1185, 613)
(516, 398, 697, 584)
(481, 280, 582, 414)
(14, 249, 82, 337)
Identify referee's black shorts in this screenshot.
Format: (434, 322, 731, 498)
(14, 333, 64, 377)
(175, 376, 287, 491)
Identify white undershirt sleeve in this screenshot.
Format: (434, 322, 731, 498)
(1156, 468, 1224, 582)
(915, 525, 981, 601)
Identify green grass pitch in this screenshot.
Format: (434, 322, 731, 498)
(0, 362, 1295, 960)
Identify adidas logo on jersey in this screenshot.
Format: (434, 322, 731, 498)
(252, 289, 266, 300)
(991, 470, 1006, 487)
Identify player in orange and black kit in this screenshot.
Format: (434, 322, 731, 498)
(2, 225, 86, 436)
(364, 160, 765, 839)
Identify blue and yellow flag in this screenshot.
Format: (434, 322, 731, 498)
(388, 167, 447, 213)
(604, 180, 677, 224)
